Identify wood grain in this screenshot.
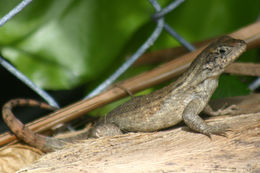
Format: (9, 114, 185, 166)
(18, 112, 260, 173)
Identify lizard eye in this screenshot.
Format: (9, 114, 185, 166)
(219, 49, 226, 54)
(218, 46, 231, 56)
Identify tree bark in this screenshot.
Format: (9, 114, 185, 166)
(18, 112, 260, 173)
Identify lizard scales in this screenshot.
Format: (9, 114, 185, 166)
(2, 35, 247, 152)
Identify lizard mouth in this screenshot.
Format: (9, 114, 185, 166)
(236, 40, 247, 55)
(230, 39, 247, 61)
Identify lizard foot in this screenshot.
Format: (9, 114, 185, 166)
(202, 124, 231, 138)
(183, 99, 232, 138)
(89, 123, 123, 138)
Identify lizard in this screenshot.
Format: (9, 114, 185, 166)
(2, 35, 247, 153)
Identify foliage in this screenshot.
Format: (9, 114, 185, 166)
(0, 0, 259, 99)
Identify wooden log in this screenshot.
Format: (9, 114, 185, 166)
(18, 112, 260, 173)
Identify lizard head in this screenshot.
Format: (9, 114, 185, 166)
(194, 35, 247, 78)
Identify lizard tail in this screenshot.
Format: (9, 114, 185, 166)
(2, 99, 66, 152)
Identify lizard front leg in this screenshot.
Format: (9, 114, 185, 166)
(182, 99, 229, 137)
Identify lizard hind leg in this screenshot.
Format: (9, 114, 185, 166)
(203, 104, 238, 117)
(2, 99, 66, 152)
(89, 122, 123, 138)
(182, 99, 230, 137)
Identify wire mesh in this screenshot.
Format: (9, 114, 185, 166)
(0, 0, 196, 104)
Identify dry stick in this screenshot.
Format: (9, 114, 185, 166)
(226, 62, 260, 76)
(134, 38, 212, 66)
(0, 21, 260, 147)
(140, 27, 260, 66)
(135, 24, 260, 66)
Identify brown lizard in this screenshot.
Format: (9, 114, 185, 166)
(2, 35, 247, 152)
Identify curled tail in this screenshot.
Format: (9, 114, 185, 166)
(2, 99, 66, 152)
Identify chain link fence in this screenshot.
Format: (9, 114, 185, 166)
(0, 0, 258, 107)
(0, 0, 197, 107)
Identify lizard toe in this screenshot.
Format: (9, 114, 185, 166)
(206, 124, 231, 137)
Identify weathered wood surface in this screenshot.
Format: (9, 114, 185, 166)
(18, 112, 260, 173)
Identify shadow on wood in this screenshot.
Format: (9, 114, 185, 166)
(18, 112, 260, 173)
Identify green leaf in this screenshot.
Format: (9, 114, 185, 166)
(152, 0, 260, 50)
(0, 0, 259, 91)
(212, 75, 250, 99)
(0, 0, 153, 89)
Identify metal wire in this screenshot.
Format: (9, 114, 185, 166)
(0, 0, 33, 27)
(0, 0, 194, 104)
(163, 23, 195, 51)
(85, 0, 188, 99)
(248, 14, 260, 91)
(0, 0, 59, 107)
(152, 0, 185, 20)
(152, 0, 195, 51)
(249, 77, 260, 91)
(84, 0, 166, 99)
(0, 56, 59, 108)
